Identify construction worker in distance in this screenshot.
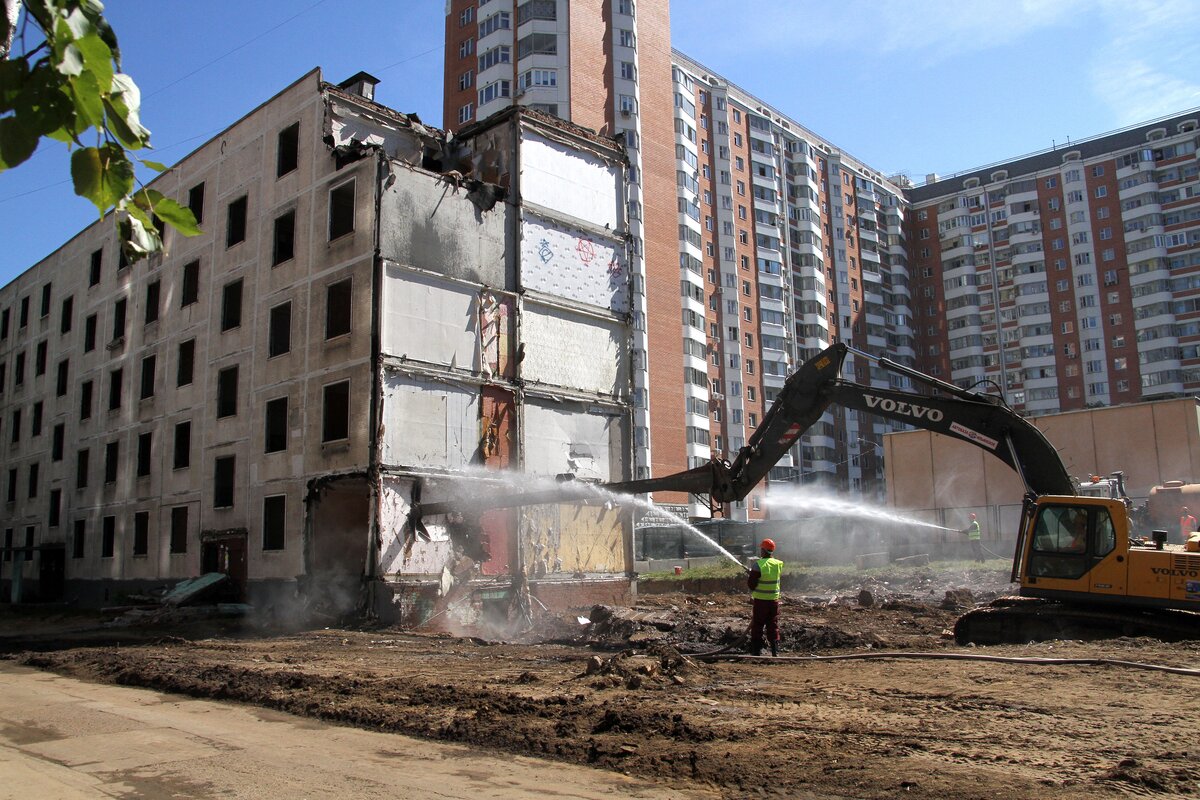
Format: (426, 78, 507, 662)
(961, 513, 984, 563)
(1180, 506, 1197, 545)
(747, 538, 783, 657)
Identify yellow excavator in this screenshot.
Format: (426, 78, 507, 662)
(411, 342, 1200, 644)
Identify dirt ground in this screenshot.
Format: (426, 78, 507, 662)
(4, 562, 1200, 800)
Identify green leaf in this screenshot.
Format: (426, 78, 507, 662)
(72, 33, 114, 91)
(139, 159, 168, 172)
(143, 191, 202, 237)
(66, 70, 104, 130)
(71, 142, 134, 211)
(12, 64, 74, 139)
(0, 60, 31, 115)
(103, 73, 150, 150)
(0, 116, 41, 170)
(57, 43, 85, 77)
(62, 7, 96, 41)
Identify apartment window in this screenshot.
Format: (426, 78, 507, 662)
(35, 340, 47, 375)
(144, 279, 160, 324)
(170, 506, 188, 554)
(49, 488, 61, 528)
(459, 5, 473, 25)
(5, 470, 14, 502)
(620, 61, 636, 80)
(221, 279, 243, 330)
(111, 296, 127, 343)
(27, 462, 38, 498)
(268, 301, 291, 357)
(329, 181, 355, 240)
(139, 354, 156, 400)
(263, 494, 286, 551)
(187, 182, 205, 225)
(18, 296, 28, 327)
(213, 456, 235, 508)
(177, 339, 195, 386)
(132, 432, 152, 480)
(518, 32, 557, 58)
(31, 401, 42, 437)
(617, 0, 634, 14)
(72, 520, 85, 559)
(273, 209, 296, 265)
(216, 365, 238, 418)
(76, 448, 89, 488)
(14, 352, 23, 385)
(458, 70, 473, 91)
(173, 421, 191, 470)
(84, 313, 97, 351)
(325, 279, 352, 338)
(618, 29, 635, 48)
(181, 260, 200, 306)
(101, 516, 115, 558)
(265, 396, 288, 453)
(89, 249, 102, 286)
(322, 380, 350, 442)
(133, 511, 149, 556)
(56, 358, 68, 396)
(60, 296, 73, 333)
(619, 94, 637, 115)
(277, 122, 300, 177)
(226, 195, 248, 246)
(104, 441, 119, 483)
(458, 37, 474, 58)
(1094, 186, 1107, 198)
(51, 423, 64, 461)
(108, 367, 123, 410)
(479, 9, 511, 34)
(79, 380, 93, 420)
(458, 103, 473, 124)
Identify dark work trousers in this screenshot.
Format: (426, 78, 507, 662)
(970, 540, 984, 563)
(750, 598, 780, 654)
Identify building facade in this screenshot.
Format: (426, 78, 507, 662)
(0, 68, 636, 620)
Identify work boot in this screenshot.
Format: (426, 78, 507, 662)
(749, 642, 762, 656)
(770, 641, 778, 657)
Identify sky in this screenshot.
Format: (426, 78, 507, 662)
(2, 0, 1199, 287)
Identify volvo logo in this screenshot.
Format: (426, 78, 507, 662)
(1152, 567, 1199, 577)
(864, 395, 944, 422)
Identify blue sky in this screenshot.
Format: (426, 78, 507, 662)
(2, 0, 1198, 287)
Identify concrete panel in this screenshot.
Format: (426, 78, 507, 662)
(382, 267, 499, 373)
(520, 503, 626, 576)
(523, 400, 622, 483)
(378, 478, 452, 577)
(519, 132, 621, 229)
(521, 303, 627, 396)
(378, 169, 509, 288)
(520, 216, 628, 312)
(380, 374, 480, 469)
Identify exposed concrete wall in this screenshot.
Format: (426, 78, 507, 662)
(380, 374, 481, 468)
(520, 301, 627, 396)
(522, 398, 622, 482)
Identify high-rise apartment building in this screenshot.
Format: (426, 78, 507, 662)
(444, 3, 1200, 515)
(907, 113, 1200, 413)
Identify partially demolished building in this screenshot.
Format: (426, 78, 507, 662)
(0, 69, 634, 620)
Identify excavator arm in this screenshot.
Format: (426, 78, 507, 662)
(407, 342, 1073, 535)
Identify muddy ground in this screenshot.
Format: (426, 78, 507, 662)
(4, 562, 1200, 800)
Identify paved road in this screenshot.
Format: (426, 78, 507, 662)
(0, 663, 718, 799)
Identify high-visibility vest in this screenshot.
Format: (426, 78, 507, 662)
(965, 521, 981, 541)
(751, 557, 783, 601)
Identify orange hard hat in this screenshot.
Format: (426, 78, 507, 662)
(760, 538, 776, 552)
(969, 513, 977, 520)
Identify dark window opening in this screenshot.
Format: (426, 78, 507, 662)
(140, 355, 156, 399)
(177, 339, 195, 386)
(170, 506, 188, 554)
(273, 209, 296, 265)
(35, 341, 46, 375)
(188, 183, 205, 226)
(101, 516, 115, 558)
(28, 462, 38, 498)
(108, 367, 123, 410)
(6, 470, 15, 502)
(1, 308, 8, 338)
(173, 421, 191, 469)
(226, 195, 248, 247)
(268, 302, 291, 357)
(145, 280, 160, 324)
(56, 359, 68, 396)
(136, 431, 152, 477)
(31, 401, 42, 436)
(89, 249, 102, 286)
(19, 296, 29, 327)
(2, 528, 10, 560)
(49, 488, 61, 527)
(263, 494, 286, 551)
(51, 423, 64, 461)
(40, 283, 51, 317)
(329, 182, 355, 240)
(14, 352, 24, 385)
(76, 448, 89, 489)
(221, 279, 243, 331)
(112, 297, 127, 342)
(72, 519, 85, 559)
(214, 456, 235, 508)
(181, 260, 200, 306)
(265, 396, 288, 453)
(322, 380, 350, 442)
(133, 511, 149, 556)
(60, 296, 73, 333)
(326, 279, 352, 338)
(277, 122, 300, 177)
(9, 409, 18, 443)
(80, 380, 93, 420)
(216, 365, 238, 418)
(104, 441, 119, 484)
(84, 313, 97, 352)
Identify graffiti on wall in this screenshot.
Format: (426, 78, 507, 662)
(521, 217, 628, 313)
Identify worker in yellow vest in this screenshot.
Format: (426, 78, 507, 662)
(747, 538, 783, 657)
(961, 513, 984, 563)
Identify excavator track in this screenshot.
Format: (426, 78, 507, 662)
(954, 597, 1200, 645)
